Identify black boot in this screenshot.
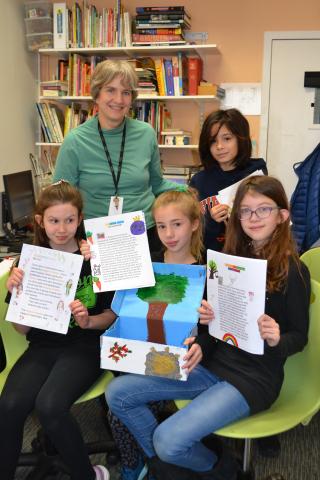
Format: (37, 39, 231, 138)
(196, 435, 240, 480)
(147, 456, 198, 480)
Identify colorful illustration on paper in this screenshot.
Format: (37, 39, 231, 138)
(145, 347, 182, 380)
(208, 259, 219, 279)
(86, 231, 94, 244)
(137, 272, 188, 344)
(108, 342, 132, 362)
(225, 263, 246, 273)
(130, 215, 146, 235)
(222, 332, 239, 347)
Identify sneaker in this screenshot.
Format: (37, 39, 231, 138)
(93, 465, 110, 480)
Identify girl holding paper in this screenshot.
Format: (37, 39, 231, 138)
(106, 175, 310, 480)
(0, 181, 115, 480)
(190, 108, 267, 252)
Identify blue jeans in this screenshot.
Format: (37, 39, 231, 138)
(106, 365, 250, 472)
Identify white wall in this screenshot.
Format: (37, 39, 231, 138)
(0, 0, 37, 190)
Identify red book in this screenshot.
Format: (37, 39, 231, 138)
(187, 57, 203, 95)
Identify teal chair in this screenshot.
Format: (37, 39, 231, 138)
(176, 279, 320, 478)
(300, 247, 320, 283)
(0, 268, 117, 479)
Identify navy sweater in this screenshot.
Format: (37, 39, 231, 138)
(189, 158, 267, 251)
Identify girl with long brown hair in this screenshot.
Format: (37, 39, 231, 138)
(106, 175, 310, 480)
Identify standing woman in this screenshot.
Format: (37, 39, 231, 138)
(190, 108, 267, 252)
(53, 59, 184, 252)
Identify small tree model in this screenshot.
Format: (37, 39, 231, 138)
(208, 259, 218, 279)
(137, 273, 188, 344)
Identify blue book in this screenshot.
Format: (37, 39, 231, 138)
(163, 58, 174, 96)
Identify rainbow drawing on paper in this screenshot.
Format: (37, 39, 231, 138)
(222, 333, 239, 347)
(225, 263, 246, 273)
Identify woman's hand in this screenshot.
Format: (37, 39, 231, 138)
(210, 204, 229, 223)
(258, 314, 280, 347)
(6, 267, 24, 294)
(182, 337, 203, 373)
(198, 299, 214, 325)
(80, 240, 91, 261)
(69, 299, 90, 329)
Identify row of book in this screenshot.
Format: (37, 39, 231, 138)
(132, 5, 190, 46)
(42, 54, 223, 98)
(53, 1, 131, 49)
(162, 165, 200, 185)
(36, 102, 95, 142)
(36, 100, 172, 143)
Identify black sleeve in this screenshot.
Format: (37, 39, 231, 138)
(265, 261, 310, 357)
(195, 331, 218, 358)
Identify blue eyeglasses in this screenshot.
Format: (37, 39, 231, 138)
(239, 206, 280, 220)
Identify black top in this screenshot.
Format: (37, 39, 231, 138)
(196, 259, 310, 413)
(189, 158, 267, 251)
(7, 249, 114, 347)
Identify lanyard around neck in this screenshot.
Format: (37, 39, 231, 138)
(97, 119, 127, 197)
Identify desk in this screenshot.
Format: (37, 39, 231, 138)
(0, 235, 34, 255)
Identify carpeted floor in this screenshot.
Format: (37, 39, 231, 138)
(14, 398, 320, 480)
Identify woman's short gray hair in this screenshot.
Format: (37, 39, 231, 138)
(90, 59, 138, 102)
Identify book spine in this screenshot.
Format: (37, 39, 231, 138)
(188, 57, 203, 95)
(154, 58, 166, 96)
(136, 28, 182, 35)
(36, 103, 50, 143)
(53, 3, 67, 49)
(136, 6, 185, 13)
(132, 34, 182, 42)
(171, 55, 180, 96)
(164, 58, 174, 96)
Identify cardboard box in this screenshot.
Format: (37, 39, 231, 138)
(101, 262, 206, 380)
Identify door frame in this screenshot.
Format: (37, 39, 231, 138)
(259, 30, 320, 161)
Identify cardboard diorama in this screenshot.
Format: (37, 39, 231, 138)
(101, 262, 206, 381)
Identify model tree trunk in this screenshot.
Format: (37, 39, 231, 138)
(146, 302, 168, 344)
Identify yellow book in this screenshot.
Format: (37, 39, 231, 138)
(154, 58, 165, 96)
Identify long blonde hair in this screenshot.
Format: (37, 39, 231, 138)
(152, 188, 203, 262)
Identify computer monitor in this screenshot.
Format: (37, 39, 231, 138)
(3, 170, 36, 231)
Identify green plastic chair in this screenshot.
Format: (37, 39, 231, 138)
(176, 279, 320, 477)
(0, 268, 117, 478)
(300, 247, 320, 283)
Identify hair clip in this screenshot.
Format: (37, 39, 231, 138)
(50, 179, 70, 186)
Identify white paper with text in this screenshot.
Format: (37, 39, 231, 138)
(6, 244, 83, 334)
(207, 250, 266, 354)
(84, 211, 155, 292)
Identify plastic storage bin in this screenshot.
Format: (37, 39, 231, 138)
(24, 16, 53, 34)
(24, 1, 53, 18)
(26, 32, 53, 51)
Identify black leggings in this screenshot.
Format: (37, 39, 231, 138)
(0, 342, 101, 480)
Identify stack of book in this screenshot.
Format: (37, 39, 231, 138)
(132, 5, 191, 46)
(129, 58, 158, 97)
(160, 129, 192, 145)
(162, 166, 191, 184)
(40, 81, 68, 97)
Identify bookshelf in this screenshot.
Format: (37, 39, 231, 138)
(36, 43, 221, 166)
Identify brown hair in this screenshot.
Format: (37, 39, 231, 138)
(224, 175, 299, 292)
(90, 59, 138, 102)
(152, 188, 204, 263)
(199, 108, 252, 170)
(33, 180, 83, 247)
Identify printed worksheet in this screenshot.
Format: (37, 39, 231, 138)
(216, 169, 264, 210)
(207, 250, 266, 354)
(6, 244, 83, 334)
(84, 211, 155, 292)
